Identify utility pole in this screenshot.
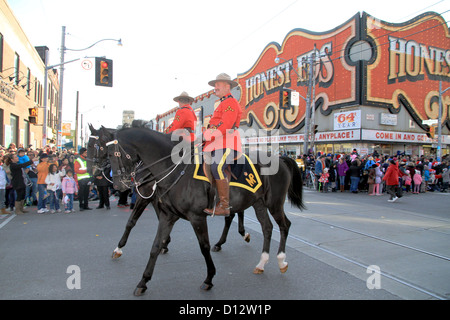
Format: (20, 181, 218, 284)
(75, 91, 79, 151)
(57, 26, 66, 150)
(303, 54, 314, 156)
(309, 45, 317, 154)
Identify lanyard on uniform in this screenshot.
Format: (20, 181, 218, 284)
(220, 94, 233, 102)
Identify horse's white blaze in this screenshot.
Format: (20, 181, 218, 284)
(277, 252, 287, 269)
(255, 252, 269, 270)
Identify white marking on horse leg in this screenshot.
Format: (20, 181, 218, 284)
(255, 252, 269, 271)
(277, 252, 288, 273)
(112, 247, 123, 258)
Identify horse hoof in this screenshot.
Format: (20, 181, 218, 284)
(200, 282, 214, 291)
(134, 287, 147, 296)
(244, 233, 250, 243)
(280, 264, 288, 273)
(160, 248, 169, 254)
(112, 248, 123, 259)
(211, 245, 221, 252)
(253, 268, 264, 274)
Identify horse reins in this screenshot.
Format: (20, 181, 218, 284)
(105, 137, 189, 201)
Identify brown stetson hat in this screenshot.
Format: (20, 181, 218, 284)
(173, 91, 195, 103)
(208, 73, 238, 89)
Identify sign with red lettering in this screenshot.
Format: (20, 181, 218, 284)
(362, 12, 450, 130)
(334, 110, 361, 130)
(361, 129, 432, 143)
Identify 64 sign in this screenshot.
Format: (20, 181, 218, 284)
(334, 110, 361, 131)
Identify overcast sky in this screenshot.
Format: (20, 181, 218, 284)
(7, 0, 450, 129)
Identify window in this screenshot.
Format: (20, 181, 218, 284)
(14, 53, 20, 85)
(10, 114, 18, 146)
(26, 68, 31, 95)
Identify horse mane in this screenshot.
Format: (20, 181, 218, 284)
(117, 122, 178, 149)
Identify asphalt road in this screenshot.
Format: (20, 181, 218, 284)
(0, 188, 448, 301)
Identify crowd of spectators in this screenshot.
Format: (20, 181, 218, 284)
(295, 149, 450, 201)
(1, 142, 81, 214)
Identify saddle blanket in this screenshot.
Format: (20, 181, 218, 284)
(193, 151, 262, 193)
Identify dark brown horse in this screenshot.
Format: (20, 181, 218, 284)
(90, 125, 304, 296)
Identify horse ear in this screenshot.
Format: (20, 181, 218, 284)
(88, 123, 97, 134)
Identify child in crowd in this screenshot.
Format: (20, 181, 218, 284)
(403, 170, 412, 193)
(319, 167, 330, 192)
(45, 164, 65, 213)
(413, 170, 422, 194)
(372, 163, 383, 196)
(61, 169, 78, 213)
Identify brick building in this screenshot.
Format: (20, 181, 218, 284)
(0, 0, 60, 149)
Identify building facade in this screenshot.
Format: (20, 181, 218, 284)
(0, 0, 60, 150)
(156, 11, 450, 159)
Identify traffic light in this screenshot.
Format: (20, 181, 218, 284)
(28, 107, 38, 124)
(426, 125, 435, 139)
(95, 57, 113, 87)
(280, 88, 292, 109)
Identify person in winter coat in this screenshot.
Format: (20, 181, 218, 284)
(94, 167, 112, 210)
(45, 164, 65, 213)
(337, 157, 348, 192)
(383, 159, 403, 202)
(0, 163, 7, 214)
(8, 154, 35, 214)
(413, 170, 423, 194)
(61, 169, 78, 213)
(348, 160, 363, 193)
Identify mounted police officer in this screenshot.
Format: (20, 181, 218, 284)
(164, 91, 197, 142)
(203, 73, 242, 216)
(74, 147, 92, 211)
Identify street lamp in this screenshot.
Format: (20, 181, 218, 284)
(56, 25, 122, 149)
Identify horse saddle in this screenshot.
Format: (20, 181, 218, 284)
(193, 149, 262, 193)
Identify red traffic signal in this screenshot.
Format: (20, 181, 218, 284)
(279, 87, 292, 109)
(95, 57, 113, 87)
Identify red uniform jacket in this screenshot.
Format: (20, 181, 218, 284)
(165, 104, 197, 142)
(203, 94, 242, 153)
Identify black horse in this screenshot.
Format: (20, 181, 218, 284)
(87, 124, 250, 258)
(92, 125, 304, 296)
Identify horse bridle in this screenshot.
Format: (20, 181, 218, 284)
(87, 135, 113, 183)
(105, 135, 189, 200)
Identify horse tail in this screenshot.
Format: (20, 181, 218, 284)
(280, 156, 306, 211)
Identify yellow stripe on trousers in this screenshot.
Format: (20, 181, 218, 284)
(217, 148, 231, 180)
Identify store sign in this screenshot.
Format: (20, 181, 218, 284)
(363, 12, 450, 128)
(334, 110, 361, 130)
(380, 113, 397, 126)
(361, 129, 433, 143)
(237, 13, 359, 133)
(0, 79, 16, 104)
(243, 129, 360, 145)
